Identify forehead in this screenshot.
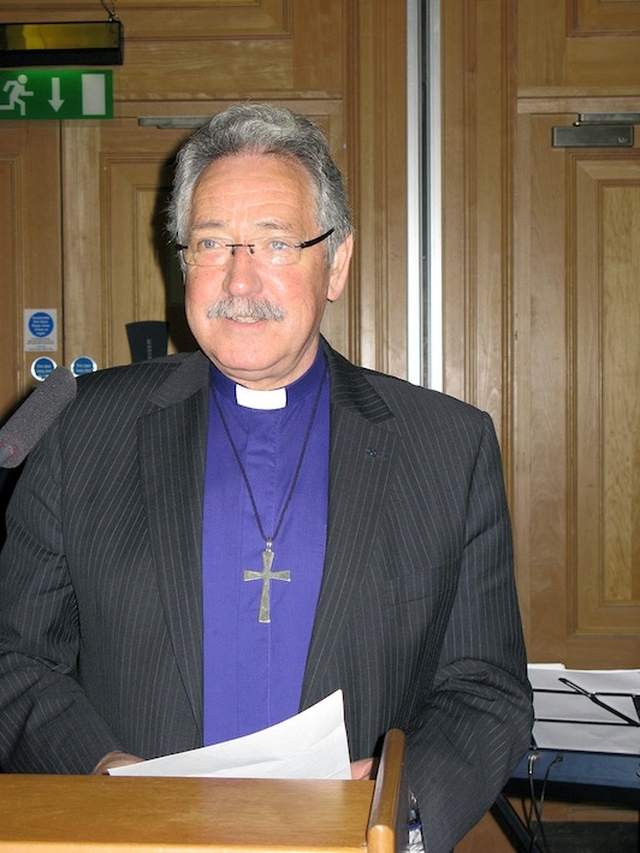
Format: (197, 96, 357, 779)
(189, 153, 318, 229)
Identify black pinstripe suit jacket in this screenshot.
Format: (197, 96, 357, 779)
(0, 340, 532, 852)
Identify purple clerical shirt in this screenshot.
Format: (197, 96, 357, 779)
(202, 348, 330, 745)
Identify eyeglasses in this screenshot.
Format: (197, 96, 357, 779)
(177, 228, 335, 268)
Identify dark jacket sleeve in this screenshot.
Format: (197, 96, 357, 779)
(403, 413, 532, 850)
(0, 415, 123, 773)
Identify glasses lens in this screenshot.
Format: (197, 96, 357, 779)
(181, 233, 331, 267)
(190, 239, 230, 267)
(261, 238, 300, 266)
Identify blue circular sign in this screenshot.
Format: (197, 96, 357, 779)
(30, 356, 57, 381)
(28, 311, 55, 338)
(70, 356, 97, 377)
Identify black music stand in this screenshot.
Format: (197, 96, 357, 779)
(493, 665, 640, 851)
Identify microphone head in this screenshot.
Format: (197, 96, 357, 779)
(0, 367, 77, 468)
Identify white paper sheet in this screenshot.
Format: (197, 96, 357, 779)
(528, 664, 640, 755)
(109, 689, 351, 779)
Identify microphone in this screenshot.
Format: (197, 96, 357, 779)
(0, 367, 77, 469)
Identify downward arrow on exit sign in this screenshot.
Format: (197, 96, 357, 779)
(49, 77, 64, 112)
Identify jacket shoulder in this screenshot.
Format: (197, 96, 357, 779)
(73, 351, 206, 404)
(326, 341, 488, 432)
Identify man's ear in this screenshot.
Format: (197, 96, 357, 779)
(326, 233, 353, 302)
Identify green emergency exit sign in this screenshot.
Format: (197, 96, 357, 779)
(0, 69, 112, 120)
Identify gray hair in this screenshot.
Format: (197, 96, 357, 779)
(167, 103, 352, 265)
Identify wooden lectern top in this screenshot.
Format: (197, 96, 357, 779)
(0, 775, 374, 852)
(0, 731, 407, 852)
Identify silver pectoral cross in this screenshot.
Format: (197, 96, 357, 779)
(243, 541, 291, 623)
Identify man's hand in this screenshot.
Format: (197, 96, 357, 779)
(350, 758, 374, 780)
(92, 751, 144, 775)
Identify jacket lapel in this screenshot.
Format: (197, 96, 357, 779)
(301, 343, 398, 708)
(138, 351, 210, 736)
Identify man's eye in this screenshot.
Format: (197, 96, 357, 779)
(198, 238, 224, 252)
(268, 238, 294, 251)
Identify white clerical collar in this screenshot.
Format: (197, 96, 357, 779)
(235, 384, 287, 410)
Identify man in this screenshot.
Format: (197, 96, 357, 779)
(0, 104, 532, 851)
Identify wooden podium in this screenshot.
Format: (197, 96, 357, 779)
(0, 730, 407, 853)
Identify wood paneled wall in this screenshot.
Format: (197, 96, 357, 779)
(442, 0, 640, 665)
(445, 5, 640, 846)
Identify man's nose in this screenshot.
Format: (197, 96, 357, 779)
(222, 245, 262, 294)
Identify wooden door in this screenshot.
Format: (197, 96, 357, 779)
(512, 1, 640, 669)
(513, 112, 640, 668)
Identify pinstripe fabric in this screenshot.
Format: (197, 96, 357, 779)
(0, 341, 532, 852)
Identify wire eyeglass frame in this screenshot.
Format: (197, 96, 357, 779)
(177, 227, 335, 268)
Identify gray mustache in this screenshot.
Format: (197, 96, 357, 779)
(206, 297, 285, 322)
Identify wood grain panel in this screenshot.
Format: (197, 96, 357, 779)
(518, 0, 640, 93)
(0, 151, 19, 419)
(61, 123, 107, 370)
(512, 114, 640, 667)
(513, 114, 571, 661)
(121, 0, 290, 39)
(0, 124, 62, 412)
(441, 0, 514, 446)
(572, 157, 640, 634)
(570, 0, 640, 34)
(114, 41, 295, 102)
(338, 0, 407, 378)
(0, 1, 291, 38)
